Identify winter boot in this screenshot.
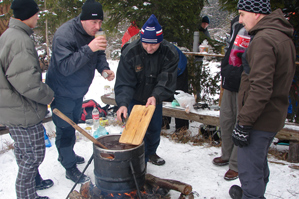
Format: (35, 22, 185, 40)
(66, 165, 90, 184)
(148, 154, 165, 166)
(37, 196, 49, 199)
(36, 179, 54, 190)
(229, 185, 243, 199)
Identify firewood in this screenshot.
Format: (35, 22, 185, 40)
(80, 181, 91, 198)
(68, 190, 84, 199)
(179, 192, 194, 199)
(145, 173, 192, 195)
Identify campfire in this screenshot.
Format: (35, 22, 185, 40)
(68, 173, 193, 199)
(67, 135, 193, 199)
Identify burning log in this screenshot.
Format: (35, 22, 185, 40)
(69, 190, 84, 199)
(145, 173, 192, 195)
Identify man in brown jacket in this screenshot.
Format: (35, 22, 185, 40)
(230, 0, 296, 198)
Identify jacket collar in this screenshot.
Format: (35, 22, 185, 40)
(8, 18, 34, 36)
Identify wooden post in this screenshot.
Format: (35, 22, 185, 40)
(288, 141, 299, 163)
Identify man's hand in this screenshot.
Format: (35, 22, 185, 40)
(145, 96, 156, 107)
(116, 106, 128, 122)
(102, 69, 115, 81)
(232, 123, 252, 147)
(88, 36, 107, 52)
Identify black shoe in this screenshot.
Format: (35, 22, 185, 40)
(37, 196, 49, 199)
(58, 155, 85, 164)
(148, 154, 165, 166)
(76, 155, 85, 164)
(66, 166, 90, 184)
(229, 185, 243, 199)
(36, 179, 54, 190)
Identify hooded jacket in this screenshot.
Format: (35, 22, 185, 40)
(115, 39, 178, 107)
(46, 15, 110, 99)
(0, 18, 54, 127)
(221, 16, 245, 92)
(238, 9, 296, 132)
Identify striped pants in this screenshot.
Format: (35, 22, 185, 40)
(9, 123, 45, 199)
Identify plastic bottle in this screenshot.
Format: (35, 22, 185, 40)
(92, 105, 100, 129)
(43, 127, 52, 148)
(93, 125, 108, 139)
(229, 27, 250, 67)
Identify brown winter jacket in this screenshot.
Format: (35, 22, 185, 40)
(0, 18, 54, 128)
(237, 9, 296, 133)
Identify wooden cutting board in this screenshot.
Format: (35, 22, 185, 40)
(119, 105, 155, 145)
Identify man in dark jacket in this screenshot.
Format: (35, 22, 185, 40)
(0, 0, 54, 198)
(230, 0, 296, 198)
(46, 0, 115, 184)
(115, 14, 178, 166)
(213, 16, 247, 181)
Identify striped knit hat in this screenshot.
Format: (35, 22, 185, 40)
(140, 14, 163, 44)
(237, 0, 271, 14)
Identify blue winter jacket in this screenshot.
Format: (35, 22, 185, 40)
(46, 15, 109, 99)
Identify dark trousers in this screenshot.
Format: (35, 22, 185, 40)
(238, 130, 276, 199)
(128, 99, 162, 163)
(51, 96, 83, 169)
(9, 123, 45, 199)
(163, 67, 189, 130)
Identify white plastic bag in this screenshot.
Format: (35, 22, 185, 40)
(174, 90, 196, 113)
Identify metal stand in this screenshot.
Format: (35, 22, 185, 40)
(66, 154, 94, 199)
(129, 161, 143, 199)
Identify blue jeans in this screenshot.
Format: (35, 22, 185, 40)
(51, 96, 83, 169)
(128, 99, 162, 163)
(238, 130, 276, 199)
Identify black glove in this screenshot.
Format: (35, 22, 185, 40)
(232, 123, 252, 147)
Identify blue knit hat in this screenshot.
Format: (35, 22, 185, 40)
(202, 16, 210, 24)
(140, 14, 163, 44)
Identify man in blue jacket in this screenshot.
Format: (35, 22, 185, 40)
(115, 14, 178, 166)
(46, 0, 115, 184)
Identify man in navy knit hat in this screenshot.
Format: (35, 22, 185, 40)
(46, 0, 115, 184)
(229, 0, 296, 198)
(115, 14, 179, 166)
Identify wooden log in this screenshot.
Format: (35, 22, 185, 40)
(68, 190, 84, 199)
(288, 141, 299, 163)
(145, 173, 192, 195)
(80, 181, 91, 199)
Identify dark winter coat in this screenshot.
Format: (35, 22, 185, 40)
(221, 16, 244, 92)
(115, 39, 178, 107)
(0, 18, 54, 127)
(46, 15, 110, 99)
(237, 9, 296, 133)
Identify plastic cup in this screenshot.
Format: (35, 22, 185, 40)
(95, 30, 106, 39)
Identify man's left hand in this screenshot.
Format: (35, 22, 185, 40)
(232, 123, 252, 147)
(102, 69, 115, 81)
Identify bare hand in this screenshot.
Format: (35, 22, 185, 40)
(145, 96, 156, 107)
(116, 106, 128, 122)
(102, 69, 115, 81)
(88, 36, 107, 52)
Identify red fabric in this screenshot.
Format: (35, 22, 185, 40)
(121, 23, 140, 47)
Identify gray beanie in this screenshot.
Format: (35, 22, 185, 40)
(237, 0, 271, 14)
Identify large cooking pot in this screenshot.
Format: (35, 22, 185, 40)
(93, 134, 145, 193)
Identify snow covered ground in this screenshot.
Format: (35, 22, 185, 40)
(0, 60, 299, 199)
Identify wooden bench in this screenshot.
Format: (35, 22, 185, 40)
(101, 93, 299, 162)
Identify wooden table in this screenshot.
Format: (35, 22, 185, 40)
(183, 51, 225, 57)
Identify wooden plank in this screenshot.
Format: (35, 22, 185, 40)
(119, 105, 155, 145)
(183, 52, 225, 57)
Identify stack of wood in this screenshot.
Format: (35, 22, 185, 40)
(68, 174, 194, 199)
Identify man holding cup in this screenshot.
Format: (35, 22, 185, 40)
(46, 0, 115, 184)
